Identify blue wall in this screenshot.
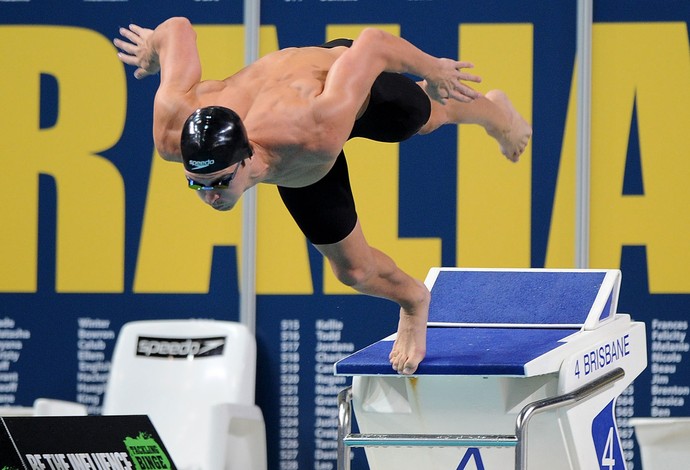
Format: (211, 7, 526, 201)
(1, 1, 689, 469)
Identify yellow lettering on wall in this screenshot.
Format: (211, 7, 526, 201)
(589, 23, 690, 293)
(456, 24, 533, 268)
(134, 26, 313, 294)
(547, 23, 690, 293)
(322, 25, 442, 294)
(0, 26, 126, 292)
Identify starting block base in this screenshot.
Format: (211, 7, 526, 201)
(335, 268, 647, 470)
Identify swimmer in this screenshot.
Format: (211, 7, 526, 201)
(114, 17, 532, 375)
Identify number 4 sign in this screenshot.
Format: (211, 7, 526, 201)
(592, 401, 626, 469)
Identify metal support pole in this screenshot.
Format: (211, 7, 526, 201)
(575, 0, 593, 269)
(515, 368, 624, 469)
(337, 387, 353, 470)
(240, 0, 260, 333)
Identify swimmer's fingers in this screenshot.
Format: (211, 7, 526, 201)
(113, 24, 159, 79)
(113, 44, 153, 79)
(450, 82, 482, 102)
(452, 61, 482, 101)
(127, 24, 151, 40)
(425, 84, 466, 105)
(132, 68, 156, 80)
(455, 61, 482, 83)
(113, 27, 142, 65)
(433, 80, 480, 103)
(117, 25, 141, 45)
(113, 39, 137, 60)
(425, 60, 481, 103)
(458, 71, 482, 85)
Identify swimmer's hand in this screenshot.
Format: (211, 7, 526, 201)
(425, 59, 482, 104)
(114, 24, 160, 79)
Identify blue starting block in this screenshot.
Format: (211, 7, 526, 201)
(335, 268, 647, 470)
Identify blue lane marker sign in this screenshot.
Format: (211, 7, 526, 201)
(592, 401, 625, 469)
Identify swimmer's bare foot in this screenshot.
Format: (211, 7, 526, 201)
(388, 284, 430, 375)
(484, 89, 532, 162)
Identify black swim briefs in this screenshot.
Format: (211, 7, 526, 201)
(277, 38, 432, 245)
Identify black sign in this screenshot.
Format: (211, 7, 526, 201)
(0, 415, 176, 470)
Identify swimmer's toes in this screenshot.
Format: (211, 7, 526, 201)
(395, 355, 408, 373)
(401, 360, 418, 375)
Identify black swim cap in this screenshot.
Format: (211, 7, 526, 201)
(181, 106, 253, 174)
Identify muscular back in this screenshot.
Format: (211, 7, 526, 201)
(154, 45, 364, 187)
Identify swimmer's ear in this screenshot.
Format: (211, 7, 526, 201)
(245, 145, 254, 162)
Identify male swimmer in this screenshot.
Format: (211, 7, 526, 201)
(114, 17, 532, 375)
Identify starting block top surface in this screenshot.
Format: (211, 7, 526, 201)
(425, 268, 621, 329)
(334, 326, 578, 376)
(335, 268, 623, 377)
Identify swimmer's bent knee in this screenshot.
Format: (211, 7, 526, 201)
(329, 263, 375, 289)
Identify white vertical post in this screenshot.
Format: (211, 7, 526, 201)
(240, 0, 260, 333)
(575, 0, 593, 269)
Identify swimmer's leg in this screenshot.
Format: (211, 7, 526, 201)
(417, 82, 532, 162)
(314, 220, 429, 375)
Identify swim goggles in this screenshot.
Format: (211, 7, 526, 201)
(186, 162, 240, 190)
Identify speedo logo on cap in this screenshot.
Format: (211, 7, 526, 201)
(136, 336, 226, 359)
(188, 159, 215, 170)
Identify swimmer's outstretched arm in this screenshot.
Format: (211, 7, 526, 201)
(114, 17, 203, 162)
(114, 17, 201, 94)
(316, 28, 482, 139)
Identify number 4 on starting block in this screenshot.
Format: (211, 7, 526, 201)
(592, 401, 625, 469)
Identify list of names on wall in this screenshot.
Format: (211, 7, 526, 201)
(76, 317, 116, 414)
(649, 319, 689, 417)
(313, 319, 353, 470)
(0, 317, 30, 406)
(279, 319, 301, 470)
